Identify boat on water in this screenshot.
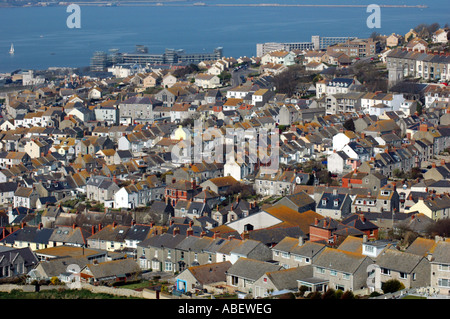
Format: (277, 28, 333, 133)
(9, 43, 14, 55)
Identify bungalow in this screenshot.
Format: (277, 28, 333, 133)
(175, 261, 232, 294)
(80, 258, 141, 285)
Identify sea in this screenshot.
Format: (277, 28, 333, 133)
(0, 0, 449, 73)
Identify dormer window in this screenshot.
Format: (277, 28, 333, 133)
(334, 199, 339, 207)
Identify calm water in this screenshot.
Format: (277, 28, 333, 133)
(0, 0, 448, 72)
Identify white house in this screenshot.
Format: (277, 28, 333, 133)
(207, 65, 222, 76)
(224, 157, 253, 181)
(261, 50, 295, 66)
(194, 74, 221, 89)
(226, 85, 251, 99)
(114, 186, 138, 209)
(332, 132, 351, 152)
(94, 106, 119, 125)
(226, 210, 282, 234)
(88, 87, 102, 100)
(432, 29, 449, 44)
(327, 151, 349, 175)
(361, 92, 405, 114)
(162, 74, 177, 88)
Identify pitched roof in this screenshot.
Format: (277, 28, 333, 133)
(226, 258, 282, 281)
(375, 247, 426, 273)
(314, 247, 369, 274)
(186, 261, 232, 285)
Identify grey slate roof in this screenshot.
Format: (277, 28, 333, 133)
(375, 247, 426, 273)
(85, 258, 141, 279)
(230, 239, 263, 257)
(431, 241, 450, 265)
(226, 258, 282, 281)
(266, 265, 314, 291)
(1, 226, 53, 245)
(137, 232, 186, 249)
(313, 247, 370, 274)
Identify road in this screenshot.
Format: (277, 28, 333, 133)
(230, 65, 257, 88)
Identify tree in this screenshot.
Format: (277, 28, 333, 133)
(218, 71, 231, 84)
(272, 64, 312, 97)
(343, 118, 355, 132)
(416, 102, 423, 116)
(172, 64, 199, 78)
(426, 217, 450, 238)
(382, 279, 405, 294)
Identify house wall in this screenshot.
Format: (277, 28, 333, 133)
(431, 262, 450, 295)
(252, 275, 278, 298)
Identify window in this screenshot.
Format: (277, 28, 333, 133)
(364, 245, 375, 253)
(316, 267, 325, 274)
(400, 272, 407, 279)
(334, 284, 345, 291)
(381, 268, 391, 275)
(438, 278, 450, 287)
(165, 262, 172, 272)
(330, 270, 337, 276)
(231, 276, 239, 286)
(343, 273, 350, 280)
(439, 264, 450, 272)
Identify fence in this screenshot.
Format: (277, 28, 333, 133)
(0, 283, 173, 299)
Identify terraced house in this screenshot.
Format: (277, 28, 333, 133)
(387, 48, 450, 83)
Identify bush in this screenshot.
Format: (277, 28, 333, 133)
(306, 291, 322, 299)
(382, 279, 405, 294)
(341, 290, 355, 299)
(322, 288, 337, 299)
(370, 291, 382, 297)
(335, 289, 344, 299)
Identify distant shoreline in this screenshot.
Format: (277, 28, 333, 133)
(0, 2, 429, 8)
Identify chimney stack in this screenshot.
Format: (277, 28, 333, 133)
(173, 226, 180, 236)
